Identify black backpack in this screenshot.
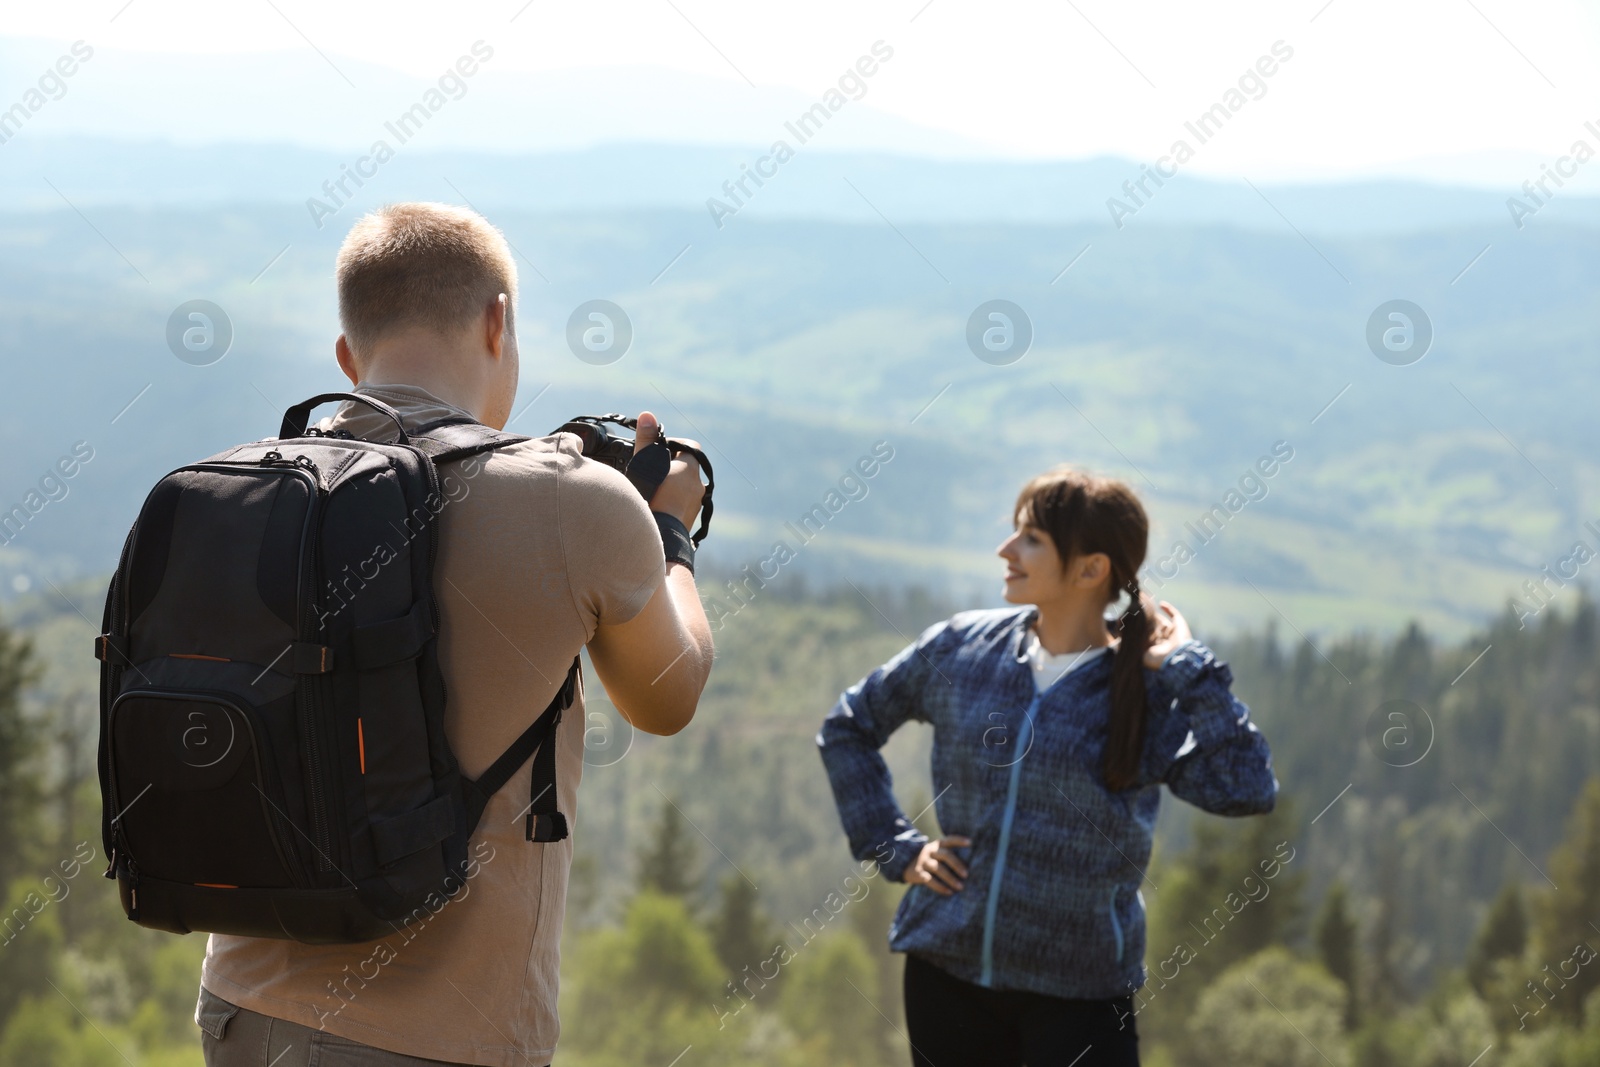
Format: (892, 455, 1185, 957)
(95, 393, 577, 944)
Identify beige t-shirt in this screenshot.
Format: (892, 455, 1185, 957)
(200, 384, 664, 1066)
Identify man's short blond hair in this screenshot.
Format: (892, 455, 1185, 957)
(336, 202, 518, 358)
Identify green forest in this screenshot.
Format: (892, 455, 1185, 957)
(1, 575, 1598, 1066)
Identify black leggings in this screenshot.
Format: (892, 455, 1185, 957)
(902, 954, 1139, 1067)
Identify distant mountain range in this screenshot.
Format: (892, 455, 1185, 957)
(0, 176, 1593, 641)
(6, 136, 1600, 235)
(1, 36, 1595, 640)
(2, 33, 1599, 234)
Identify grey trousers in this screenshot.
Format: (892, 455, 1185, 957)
(197, 986, 533, 1067)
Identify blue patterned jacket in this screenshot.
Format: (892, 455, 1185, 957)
(816, 607, 1277, 1000)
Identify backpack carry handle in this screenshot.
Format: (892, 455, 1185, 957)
(280, 393, 409, 444)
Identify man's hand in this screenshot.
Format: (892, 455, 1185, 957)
(634, 411, 703, 529)
(1143, 598, 1193, 669)
(904, 836, 971, 895)
(586, 411, 714, 737)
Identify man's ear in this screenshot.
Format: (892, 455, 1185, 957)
(485, 294, 509, 360)
(335, 335, 360, 386)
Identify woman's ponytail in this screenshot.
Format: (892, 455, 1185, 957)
(1105, 579, 1151, 791)
(1012, 467, 1152, 792)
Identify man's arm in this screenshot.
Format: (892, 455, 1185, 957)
(586, 412, 713, 735)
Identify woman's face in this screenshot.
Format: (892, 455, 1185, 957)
(997, 514, 1111, 607)
(997, 517, 1069, 604)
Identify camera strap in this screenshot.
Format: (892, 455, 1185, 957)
(630, 442, 715, 546)
(625, 441, 673, 501)
(559, 415, 717, 546)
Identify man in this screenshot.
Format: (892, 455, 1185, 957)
(195, 202, 713, 1066)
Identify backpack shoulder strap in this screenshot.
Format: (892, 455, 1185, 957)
(459, 658, 580, 843)
(410, 416, 532, 464)
(420, 414, 569, 841)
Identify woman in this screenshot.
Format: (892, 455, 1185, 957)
(818, 467, 1277, 1067)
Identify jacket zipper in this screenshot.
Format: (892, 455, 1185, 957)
(979, 690, 1040, 987)
(1108, 885, 1124, 963)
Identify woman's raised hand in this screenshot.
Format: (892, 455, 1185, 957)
(1142, 597, 1192, 668)
(904, 836, 971, 895)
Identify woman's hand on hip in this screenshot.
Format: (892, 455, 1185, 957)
(904, 836, 971, 895)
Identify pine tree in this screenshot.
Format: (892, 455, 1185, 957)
(0, 623, 40, 896)
(637, 796, 698, 900)
(0, 878, 62, 1023)
(1183, 947, 1351, 1067)
(1465, 882, 1526, 999)
(1140, 798, 1305, 1026)
(710, 873, 770, 975)
(1314, 880, 1360, 1029)
(779, 932, 882, 1064)
(1530, 775, 1600, 1024)
(849, 864, 908, 1065)
(1381, 620, 1433, 702)
(1364, 846, 1407, 1014)
(563, 892, 727, 1063)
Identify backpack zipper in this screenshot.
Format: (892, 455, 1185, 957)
(100, 525, 136, 865)
(105, 687, 310, 891)
(125, 853, 141, 920)
(299, 671, 335, 872)
(177, 462, 338, 876)
(298, 475, 335, 874)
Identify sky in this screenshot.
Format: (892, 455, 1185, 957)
(3, 0, 1599, 185)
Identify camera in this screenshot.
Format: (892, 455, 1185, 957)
(552, 414, 715, 546)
